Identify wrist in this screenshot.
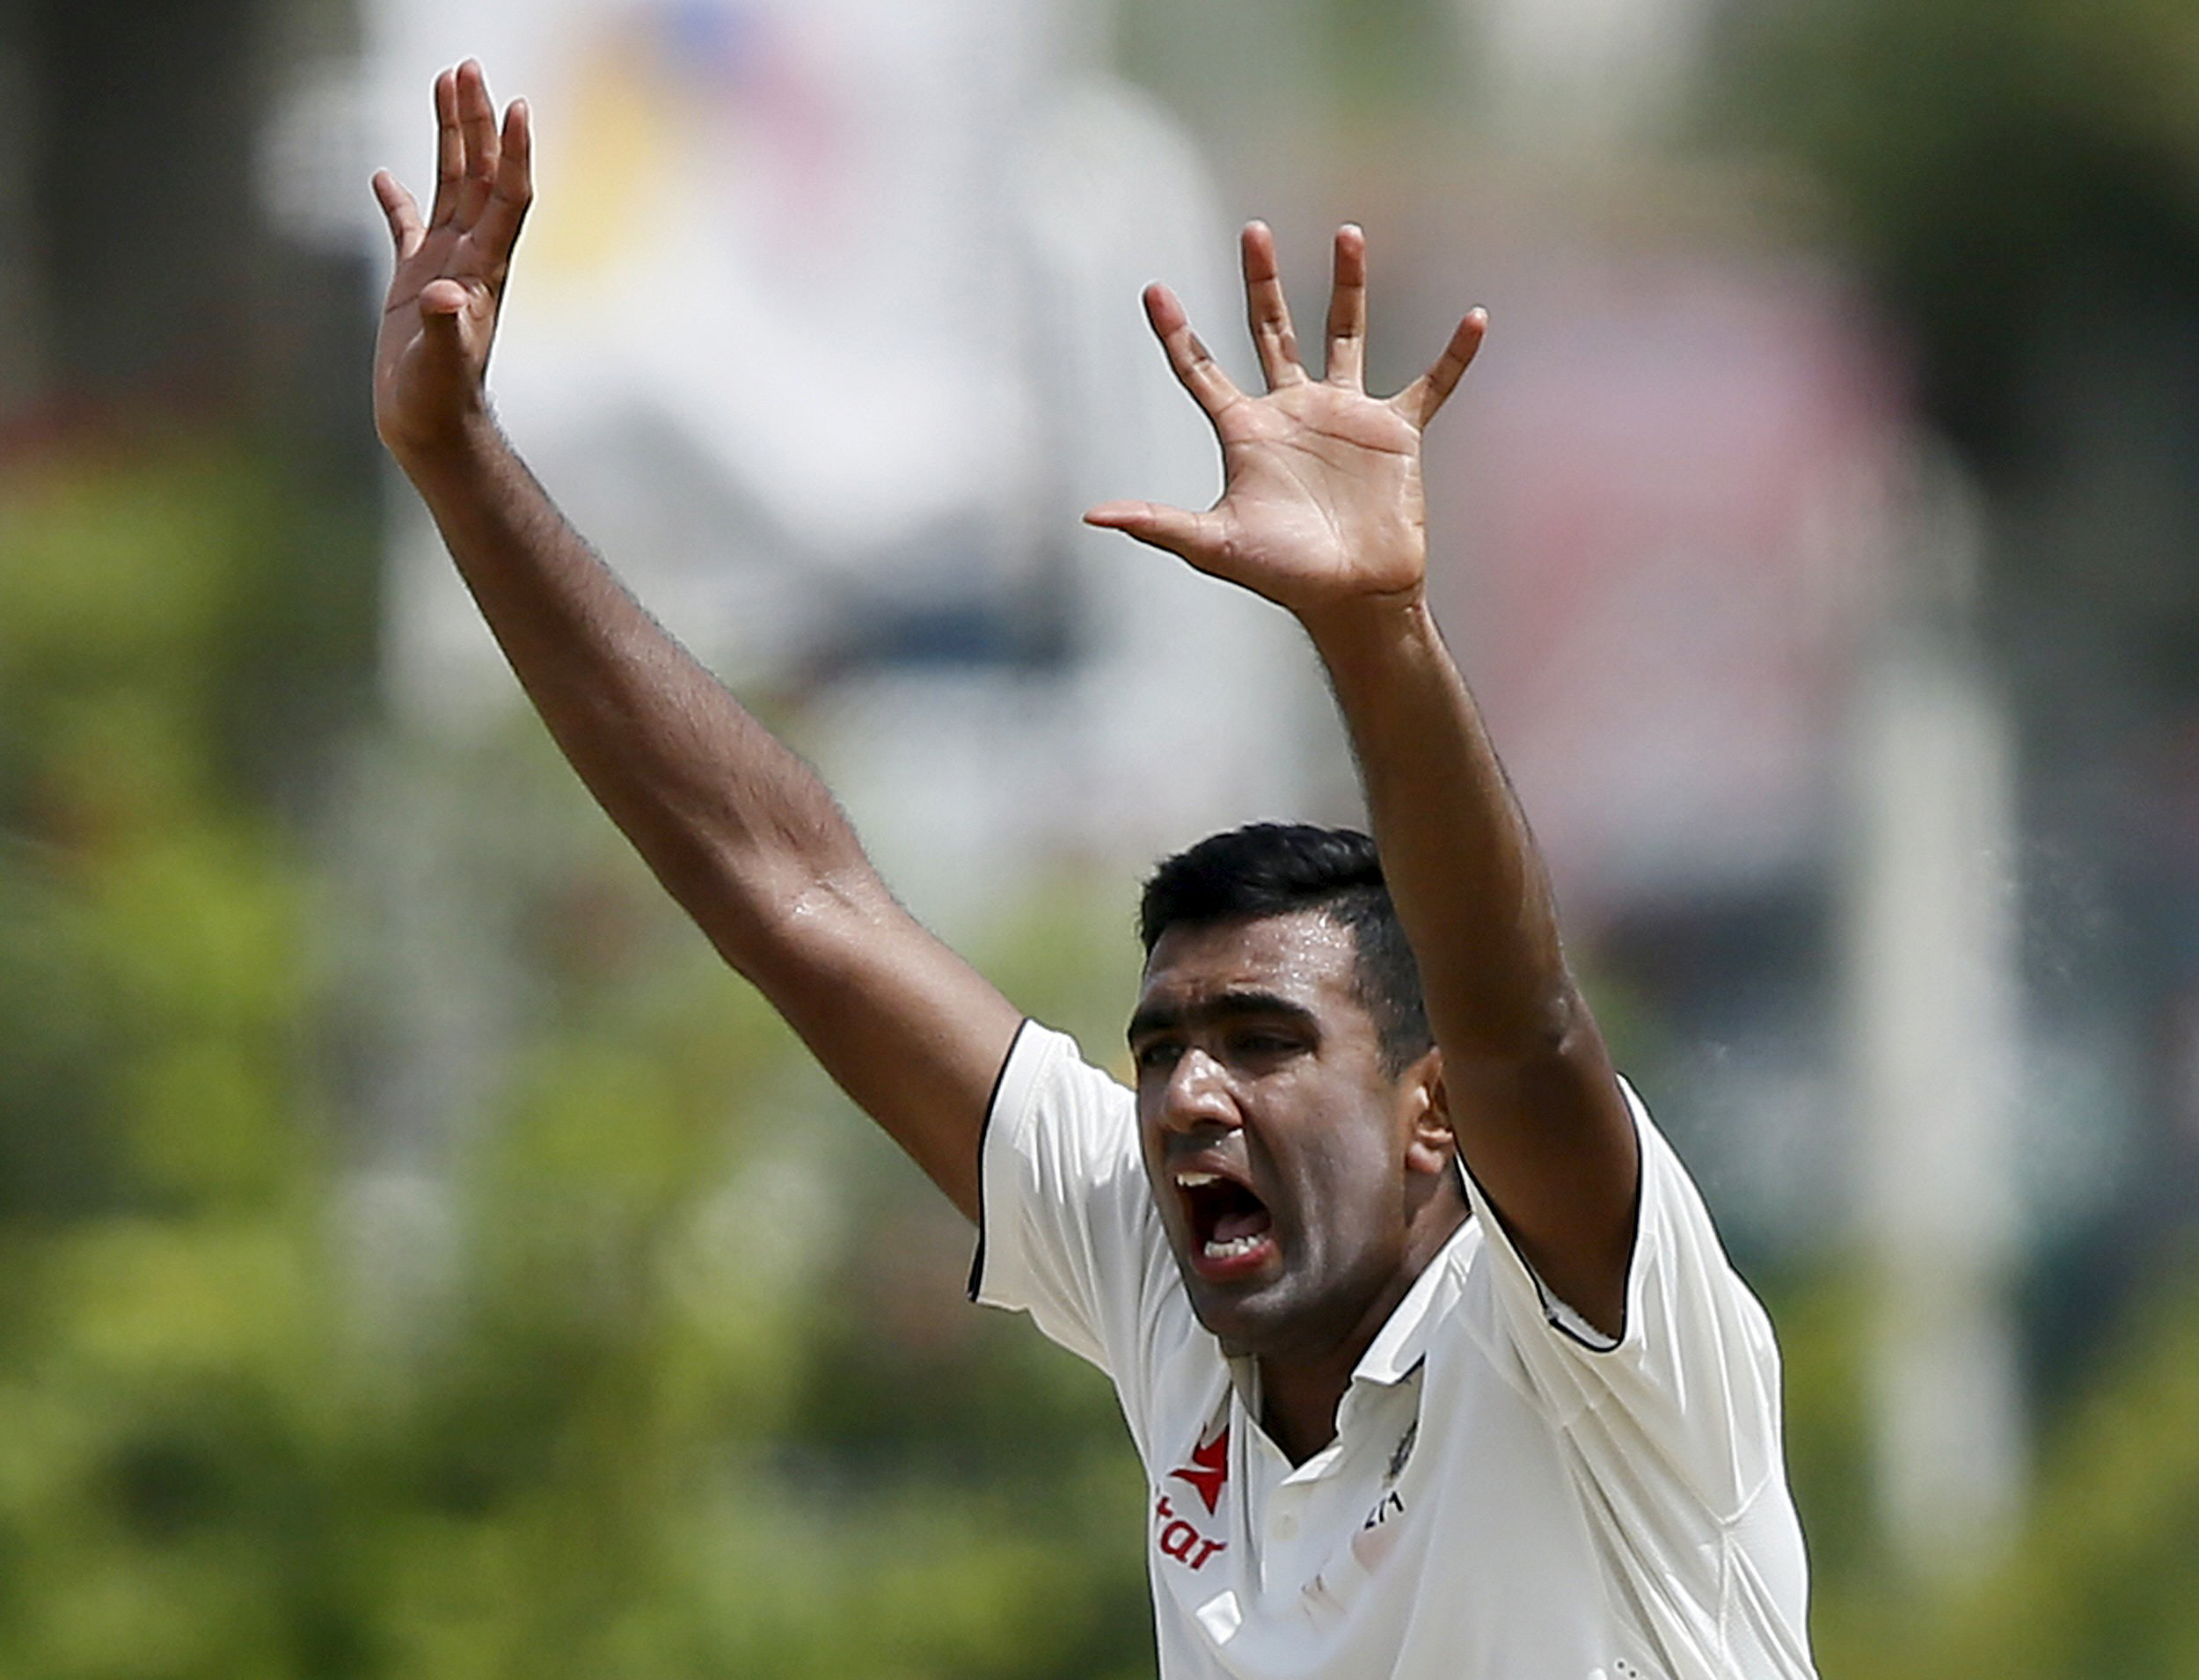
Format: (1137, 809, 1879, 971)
(381, 401, 504, 486)
(1297, 583, 1435, 667)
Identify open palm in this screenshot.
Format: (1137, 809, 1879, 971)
(370, 61, 532, 458)
(1086, 223, 1484, 621)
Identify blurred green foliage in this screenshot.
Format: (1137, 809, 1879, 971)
(1709, 4, 2199, 1657)
(0, 439, 1151, 1677)
(9, 424, 2199, 1675)
(1777, 1250, 2199, 1677)
(1715, 0, 2199, 470)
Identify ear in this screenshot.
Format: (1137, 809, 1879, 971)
(1399, 1048, 1455, 1179)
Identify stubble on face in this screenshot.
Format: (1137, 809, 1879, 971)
(1130, 911, 1455, 1369)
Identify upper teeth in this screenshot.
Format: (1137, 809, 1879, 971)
(1177, 1171, 1221, 1187)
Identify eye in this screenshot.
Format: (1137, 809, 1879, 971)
(1231, 1028, 1302, 1060)
(1132, 1040, 1182, 1074)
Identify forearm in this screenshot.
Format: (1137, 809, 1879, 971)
(368, 63, 1019, 1221)
(391, 416, 1019, 1216)
(1304, 595, 1581, 1059)
(392, 416, 875, 971)
(1311, 591, 1635, 1326)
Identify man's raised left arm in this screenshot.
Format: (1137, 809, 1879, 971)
(1087, 223, 1638, 1335)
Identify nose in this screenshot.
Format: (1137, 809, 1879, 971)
(1158, 1046, 1240, 1136)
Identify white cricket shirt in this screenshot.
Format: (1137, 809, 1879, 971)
(971, 1020, 1818, 1679)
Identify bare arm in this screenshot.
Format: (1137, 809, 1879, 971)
(372, 62, 1019, 1219)
(1087, 224, 1637, 1333)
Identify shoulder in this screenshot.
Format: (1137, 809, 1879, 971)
(978, 1020, 1143, 1211)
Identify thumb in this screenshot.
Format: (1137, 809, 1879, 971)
(1084, 500, 1218, 564)
(418, 277, 478, 362)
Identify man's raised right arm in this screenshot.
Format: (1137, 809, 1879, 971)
(371, 62, 1019, 1219)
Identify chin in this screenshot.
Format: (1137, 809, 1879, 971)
(1182, 1267, 1312, 1359)
(1184, 1239, 1407, 1365)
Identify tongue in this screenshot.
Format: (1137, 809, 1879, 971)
(1212, 1205, 1272, 1245)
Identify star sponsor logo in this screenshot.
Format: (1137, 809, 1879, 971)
(1170, 1425, 1230, 1516)
(1154, 1425, 1230, 1572)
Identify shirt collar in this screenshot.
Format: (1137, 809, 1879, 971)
(1350, 1212, 1476, 1386)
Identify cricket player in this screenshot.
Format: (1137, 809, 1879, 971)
(373, 61, 1817, 1677)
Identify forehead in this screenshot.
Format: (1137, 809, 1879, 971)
(1136, 909, 1364, 1015)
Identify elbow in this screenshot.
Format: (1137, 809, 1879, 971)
(1514, 985, 1604, 1085)
(1441, 976, 1600, 1077)
(1540, 982, 1599, 1061)
(702, 850, 891, 983)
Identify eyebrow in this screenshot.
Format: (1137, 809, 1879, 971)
(1125, 990, 1321, 1047)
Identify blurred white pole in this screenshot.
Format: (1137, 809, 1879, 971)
(1846, 457, 2027, 1576)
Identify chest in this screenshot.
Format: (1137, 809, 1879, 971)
(1140, 1344, 1618, 1677)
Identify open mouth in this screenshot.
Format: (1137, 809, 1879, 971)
(1176, 1169, 1276, 1276)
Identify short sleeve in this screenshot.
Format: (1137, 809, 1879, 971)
(968, 1020, 1172, 1383)
(1457, 1079, 1792, 1523)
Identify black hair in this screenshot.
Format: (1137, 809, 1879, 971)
(1138, 822, 1433, 1077)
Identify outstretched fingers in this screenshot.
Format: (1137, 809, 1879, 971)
(1143, 282, 1245, 420)
(1241, 223, 1306, 391)
(1393, 309, 1488, 429)
(1324, 224, 1368, 390)
(428, 68, 463, 227)
(373, 170, 426, 261)
(453, 60, 502, 224)
(401, 62, 530, 285)
(474, 97, 533, 266)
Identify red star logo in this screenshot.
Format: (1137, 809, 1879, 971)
(1170, 1427, 1230, 1516)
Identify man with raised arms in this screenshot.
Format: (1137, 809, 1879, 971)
(373, 61, 1818, 1678)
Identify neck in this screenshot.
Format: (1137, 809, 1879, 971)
(1256, 1356, 1355, 1465)
(1253, 1198, 1468, 1465)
